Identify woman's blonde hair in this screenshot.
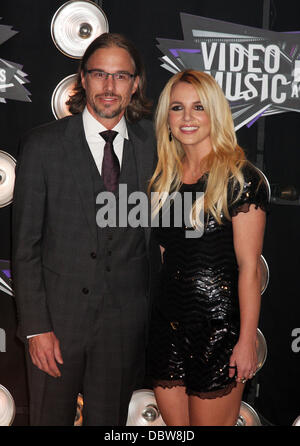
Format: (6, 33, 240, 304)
(148, 69, 246, 225)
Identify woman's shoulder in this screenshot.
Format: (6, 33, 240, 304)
(228, 160, 270, 216)
(241, 160, 264, 183)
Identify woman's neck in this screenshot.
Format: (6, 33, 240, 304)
(182, 144, 211, 182)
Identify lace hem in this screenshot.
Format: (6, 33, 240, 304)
(152, 380, 237, 399)
(186, 381, 237, 399)
(152, 379, 185, 389)
(230, 201, 268, 217)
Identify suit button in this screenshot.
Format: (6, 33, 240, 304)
(106, 266, 111, 272)
(90, 252, 97, 259)
(82, 288, 89, 294)
(108, 250, 112, 256)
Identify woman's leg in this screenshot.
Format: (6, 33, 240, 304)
(188, 383, 245, 426)
(154, 386, 190, 426)
(154, 383, 244, 426)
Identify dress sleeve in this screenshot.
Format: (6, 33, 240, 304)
(229, 162, 269, 217)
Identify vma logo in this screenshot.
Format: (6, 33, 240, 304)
(0, 260, 13, 353)
(0, 19, 31, 104)
(157, 14, 300, 130)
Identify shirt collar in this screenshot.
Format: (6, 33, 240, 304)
(82, 106, 128, 140)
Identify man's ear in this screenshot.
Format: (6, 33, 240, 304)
(131, 75, 140, 96)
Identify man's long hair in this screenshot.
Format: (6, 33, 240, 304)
(66, 33, 152, 122)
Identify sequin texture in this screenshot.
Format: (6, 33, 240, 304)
(147, 162, 268, 398)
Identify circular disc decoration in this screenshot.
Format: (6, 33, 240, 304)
(51, 74, 77, 120)
(0, 151, 16, 208)
(74, 393, 83, 426)
(260, 255, 269, 295)
(0, 385, 15, 426)
(256, 166, 271, 202)
(51, 0, 109, 59)
(256, 328, 267, 373)
(292, 415, 300, 426)
(127, 389, 165, 426)
(236, 401, 261, 426)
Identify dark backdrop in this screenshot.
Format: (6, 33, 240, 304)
(0, 0, 299, 426)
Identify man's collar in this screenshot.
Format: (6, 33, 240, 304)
(82, 106, 128, 139)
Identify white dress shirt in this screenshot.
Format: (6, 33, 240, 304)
(82, 106, 128, 174)
(27, 107, 128, 339)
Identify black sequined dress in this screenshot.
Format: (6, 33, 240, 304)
(147, 162, 268, 399)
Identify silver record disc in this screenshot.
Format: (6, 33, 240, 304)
(236, 401, 261, 426)
(255, 166, 271, 202)
(260, 255, 269, 295)
(256, 328, 267, 373)
(127, 389, 166, 426)
(0, 385, 15, 426)
(292, 415, 300, 426)
(51, 74, 77, 120)
(0, 150, 16, 208)
(51, 0, 109, 58)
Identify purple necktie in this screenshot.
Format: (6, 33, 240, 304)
(100, 130, 120, 193)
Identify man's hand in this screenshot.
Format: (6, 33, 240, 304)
(28, 331, 63, 378)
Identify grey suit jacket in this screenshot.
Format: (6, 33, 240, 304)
(12, 113, 157, 341)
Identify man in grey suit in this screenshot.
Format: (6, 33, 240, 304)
(12, 33, 158, 426)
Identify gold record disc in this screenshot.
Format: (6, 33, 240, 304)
(74, 393, 83, 426)
(51, 74, 77, 120)
(51, 0, 109, 59)
(0, 150, 16, 208)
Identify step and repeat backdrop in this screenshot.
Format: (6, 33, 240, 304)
(0, 0, 299, 426)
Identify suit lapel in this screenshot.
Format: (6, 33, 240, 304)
(62, 114, 97, 242)
(127, 121, 156, 248)
(127, 121, 155, 196)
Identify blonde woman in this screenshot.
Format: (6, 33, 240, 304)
(147, 70, 268, 426)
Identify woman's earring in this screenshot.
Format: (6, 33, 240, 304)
(168, 128, 173, 142)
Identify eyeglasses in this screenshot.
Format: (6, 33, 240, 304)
(86, 70, 135, 82)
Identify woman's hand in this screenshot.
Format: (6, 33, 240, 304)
(229, 339, 257, 384)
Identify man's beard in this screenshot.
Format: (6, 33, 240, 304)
(92, 93, 123, 119)
(93, 104, 123, 119)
